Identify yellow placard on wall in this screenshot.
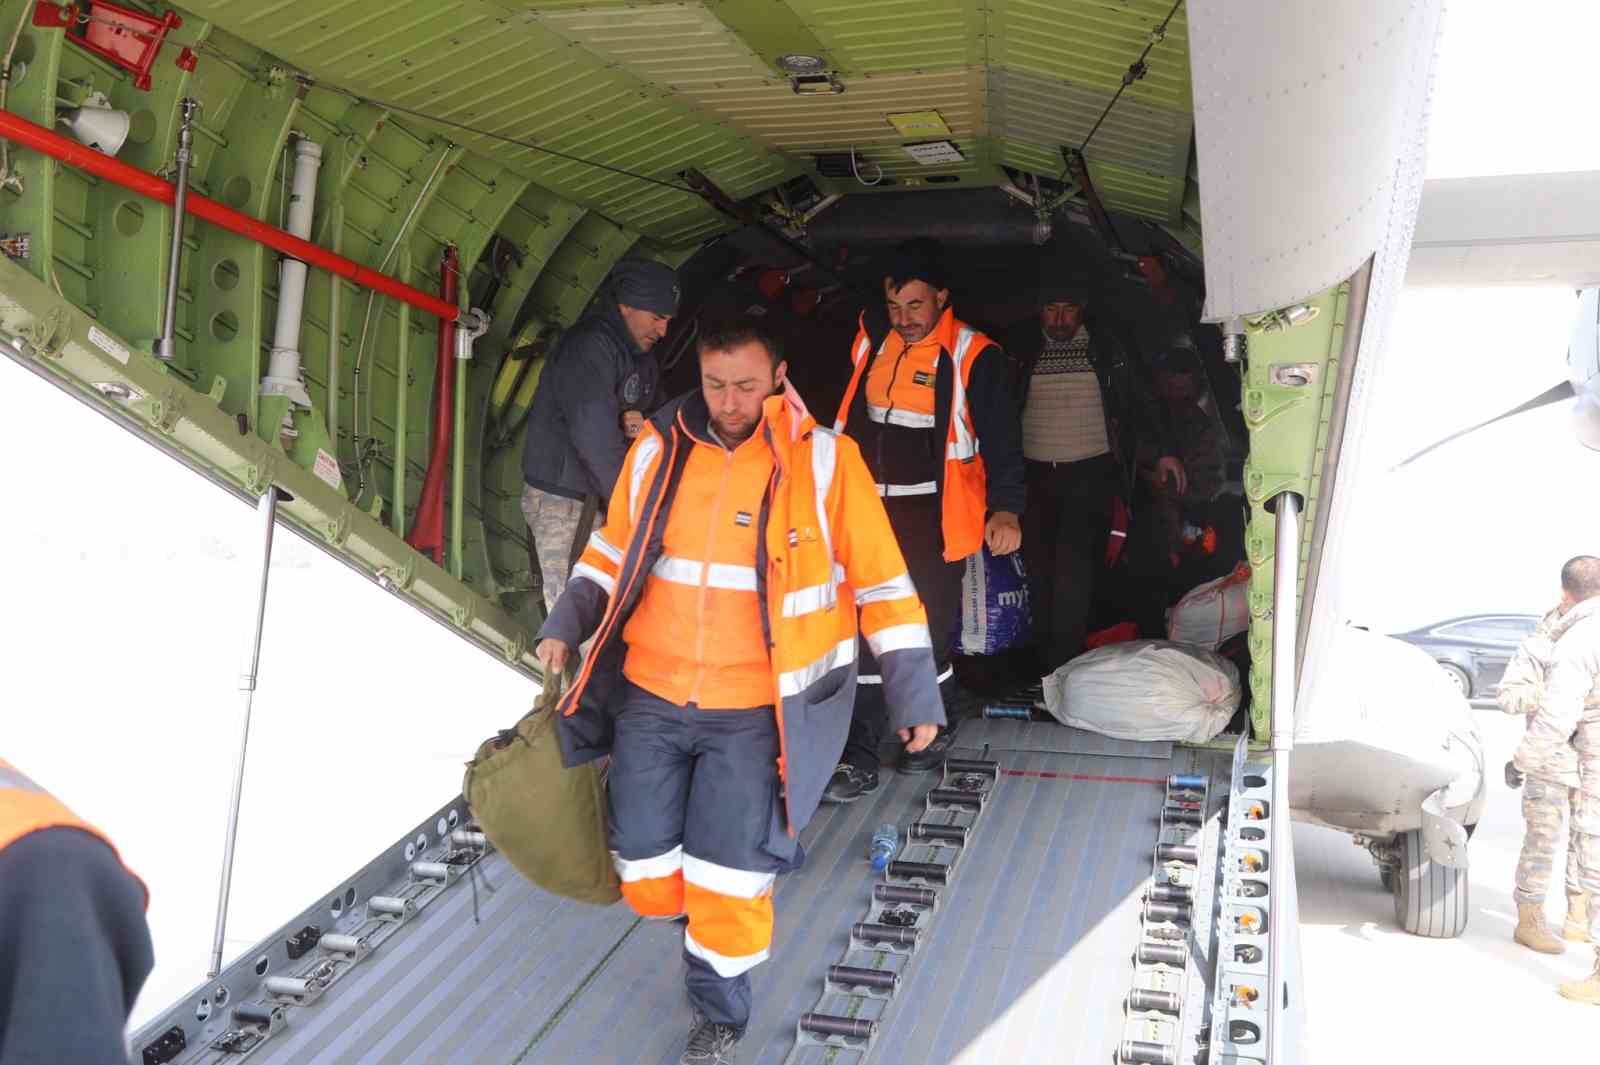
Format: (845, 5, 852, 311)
(885, 110, 952, 138)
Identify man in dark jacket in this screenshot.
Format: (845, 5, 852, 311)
(823, 240, 1026, 801)
(1, 759, 153, 1065)
(1005, 268, 1185, 676)
(520, 259, 677, 611)
(1140, 347, 1229, 556)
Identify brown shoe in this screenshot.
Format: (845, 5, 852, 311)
(1558, 949, 1600, 1005)
(1515, 902, 1567, 955)
(1564, 894, 1592, 943)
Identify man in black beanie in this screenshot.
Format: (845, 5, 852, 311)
(1005, 260, 1184, 676)
(521, 258, 679, 613)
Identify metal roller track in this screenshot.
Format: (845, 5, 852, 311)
(781, 755, 1003, 1065)
(1206, 734, 1278, 1063)
(131, 801, 491, 1065)
(1120, 750, 1222, 1065)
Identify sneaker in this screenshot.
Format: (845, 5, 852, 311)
(822, 763, 880, 804)
(681, 1013, 742, 1064)
(897, 727, 956, 774)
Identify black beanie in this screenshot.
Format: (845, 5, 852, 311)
(1036, 261, 1091, 307)
(611, 258, 680, 317)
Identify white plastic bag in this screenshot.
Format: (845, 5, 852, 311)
(1043, 640, 1240, 743)
(1167, 563, 1251, 649)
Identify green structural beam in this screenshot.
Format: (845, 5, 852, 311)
(1240, 282, 1351, 741)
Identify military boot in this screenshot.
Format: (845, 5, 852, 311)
(1515, 902, 1566, 954)
(1558, 948, 1600, 1005)
(1563, 893, 1592, 943)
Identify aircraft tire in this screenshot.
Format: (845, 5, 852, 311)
(1391, 828, 1469, 938)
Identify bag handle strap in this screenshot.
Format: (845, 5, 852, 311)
(535, 662, 568, 714)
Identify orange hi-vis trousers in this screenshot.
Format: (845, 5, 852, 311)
(606, 681, 795, 1030)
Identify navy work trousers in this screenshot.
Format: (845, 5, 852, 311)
(607, 681, 793, 1031)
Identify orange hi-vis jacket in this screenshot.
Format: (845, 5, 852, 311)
(621, 417, 777, 709)
(540, 385, 946, 837)
(0, 758, 148, 906)
(835, 307, 1012, 562)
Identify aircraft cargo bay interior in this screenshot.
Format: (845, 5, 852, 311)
(4, 1, 1599, 1064)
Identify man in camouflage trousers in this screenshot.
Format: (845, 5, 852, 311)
(1513, 556, 1600, 1005)
(1500, 604, 1587, 953)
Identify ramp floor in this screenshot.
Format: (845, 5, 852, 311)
(246, 723, 1207, 1065)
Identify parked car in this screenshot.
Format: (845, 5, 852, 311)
(1390, 614, 1540, 700)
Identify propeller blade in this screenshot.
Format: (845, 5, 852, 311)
(1390, 379, 1577, 471)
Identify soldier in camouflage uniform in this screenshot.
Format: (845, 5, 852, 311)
(1500, 604, 1585, 953)
(1513, 556, 1600, 1005)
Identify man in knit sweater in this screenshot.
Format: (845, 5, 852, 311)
(1006, 270, 1185, 676)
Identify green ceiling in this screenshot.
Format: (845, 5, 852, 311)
(181, 0, 1196, 240)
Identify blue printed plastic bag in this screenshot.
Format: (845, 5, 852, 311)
(955, 546, 1032, 655)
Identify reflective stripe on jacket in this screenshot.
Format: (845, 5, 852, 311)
(0, 758, 148, 907)
(540, 386, 945, 839)
(834, 307, 1022, 562)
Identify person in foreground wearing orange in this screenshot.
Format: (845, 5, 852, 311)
(535, 317, 944, 1064)
(1, 758, 153, 1065)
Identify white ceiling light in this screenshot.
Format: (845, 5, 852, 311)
(777, 53, 826, 74)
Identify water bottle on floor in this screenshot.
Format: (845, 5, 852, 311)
(869, 824, 899, 872)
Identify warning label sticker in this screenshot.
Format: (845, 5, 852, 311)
(313, 449, 343, 490)
(88, 326, 130, 365)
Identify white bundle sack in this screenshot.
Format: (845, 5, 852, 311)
(1167, 563, 1251, 649)
(1043, 640, 1241, 743)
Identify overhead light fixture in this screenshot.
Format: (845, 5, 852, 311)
(57, 91, 131, 157)
(790, 72, 844, 96)
(777, 53, 826, 74)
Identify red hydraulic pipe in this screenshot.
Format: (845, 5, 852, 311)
(405, 246, 458, 565)
(0, 107, 460, 322)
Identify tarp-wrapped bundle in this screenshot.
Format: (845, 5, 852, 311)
(1043, 640, 1240, 743)
(1167, 563, 1251, 649)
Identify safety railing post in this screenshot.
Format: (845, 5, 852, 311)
(208, 485, 279, 978)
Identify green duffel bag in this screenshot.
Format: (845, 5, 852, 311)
(462, 674, 620, 906)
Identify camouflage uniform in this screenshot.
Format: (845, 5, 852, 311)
(1515, 597, 1600, 944)
(520, 485, 585, 613)
(1499, 606, 1583, 905)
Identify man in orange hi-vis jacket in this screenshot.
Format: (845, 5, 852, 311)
(826, 239, 1025, 801)
(535, 317, 944, 1064)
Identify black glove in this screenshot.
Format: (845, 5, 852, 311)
(1504, 760, 1524, 790)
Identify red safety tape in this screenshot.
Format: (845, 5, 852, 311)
(1000, 769, 1166, 786)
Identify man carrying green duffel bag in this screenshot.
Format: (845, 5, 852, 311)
(461, 672, 620, 906)
(531, 318, 944, 1065)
